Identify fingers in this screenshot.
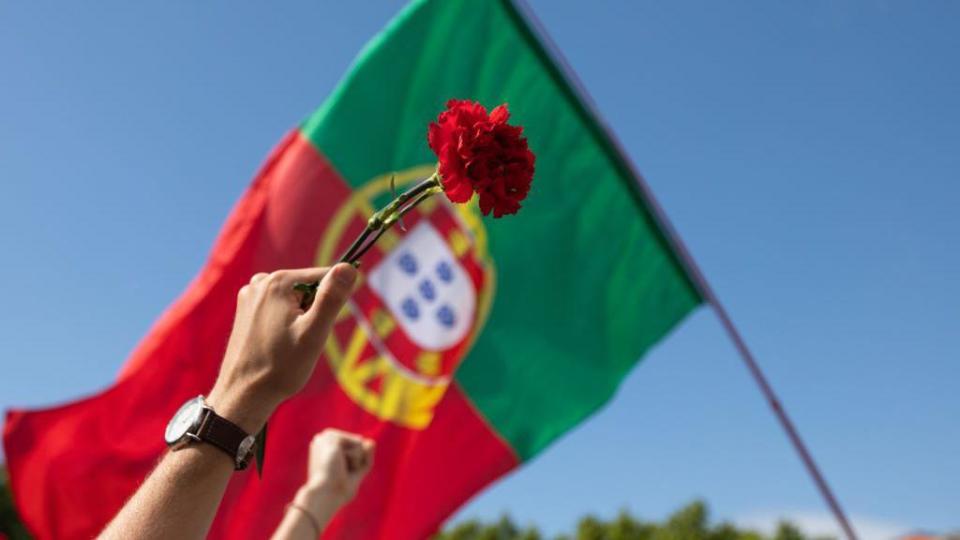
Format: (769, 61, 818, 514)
(315, 428, 368, 448)
(313, 429, 375, 473)
(243, 268, 331, 297)
(238, 270, 301, 300)
(300, 264, 357, 333)
(237, 272, 269, 300)
(238, 265, 357, 337)
(270, 267, 332, 289)
(341, 437, 375, 473)
(353, 439, 375, 474)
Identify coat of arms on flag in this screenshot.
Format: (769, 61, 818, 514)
(319, 168, 495, 429)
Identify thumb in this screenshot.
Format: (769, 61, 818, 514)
(300, 263, 357, 336)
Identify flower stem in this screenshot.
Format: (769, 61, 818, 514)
(294, 172, 442, 309)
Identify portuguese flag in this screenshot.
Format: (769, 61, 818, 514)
(3, 0, 701, 538)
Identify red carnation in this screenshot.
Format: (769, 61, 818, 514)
(428, 99, 535, 217)
(311, 99, 537, 268)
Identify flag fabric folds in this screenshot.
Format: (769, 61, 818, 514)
(3, 1, 700, 538)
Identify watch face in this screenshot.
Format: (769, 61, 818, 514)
(164, 396, 204, 445)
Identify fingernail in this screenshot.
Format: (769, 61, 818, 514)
(332, 263, 358, 287)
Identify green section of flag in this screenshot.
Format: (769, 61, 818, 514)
(301, 0, 701, 460)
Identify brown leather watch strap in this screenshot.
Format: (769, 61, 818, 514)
(196, 408, 254, 470)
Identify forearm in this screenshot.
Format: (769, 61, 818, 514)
(270, 486, 340, 540)
(98, 264, 356, 539)
(100, 389, 270, 540)
(99, 444, 234, 540)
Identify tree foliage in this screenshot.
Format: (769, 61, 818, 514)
(434, 500, 832, 540)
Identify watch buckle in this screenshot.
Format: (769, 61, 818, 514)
(236, 435, 256, 470)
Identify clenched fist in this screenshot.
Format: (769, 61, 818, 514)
(305, 429, 375, 508)
(270, 429, 376, 539)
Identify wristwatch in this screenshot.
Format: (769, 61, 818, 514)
(164, 395, 257, 471)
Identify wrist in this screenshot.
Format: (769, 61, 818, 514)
(294, 484, 341, 526)
(205, 384, 275, 435)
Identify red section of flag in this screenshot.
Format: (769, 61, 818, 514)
(2, 131, 516, 539)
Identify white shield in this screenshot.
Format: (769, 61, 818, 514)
(367, 222, 476, 351)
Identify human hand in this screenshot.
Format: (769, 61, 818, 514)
(272, 429, 374, 539)
(301, 429, 375, 511)
(207, 264, 357, 433)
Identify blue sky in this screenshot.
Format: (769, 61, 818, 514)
(1, 1, 957, 538)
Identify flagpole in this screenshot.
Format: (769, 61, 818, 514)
(504, 2, 859, 539)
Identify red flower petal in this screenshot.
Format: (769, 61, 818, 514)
(489, 104, 510, 124)
(427, 100, 535, 218)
